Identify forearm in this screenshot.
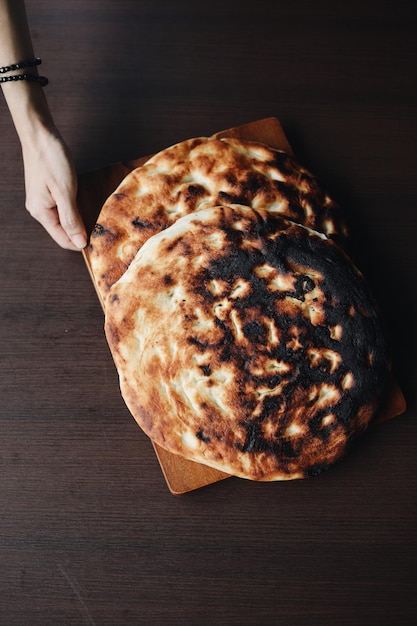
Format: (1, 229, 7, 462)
(0, 0, 53, 143)
(1, 0, 86, 250)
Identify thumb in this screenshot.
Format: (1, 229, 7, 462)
(56, 186, 88, 250)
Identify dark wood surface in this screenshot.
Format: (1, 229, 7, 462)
(1, 1, 416, 624)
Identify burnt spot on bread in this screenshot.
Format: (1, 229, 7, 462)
(243, 320, 267, 341)
(295, 275, 316, 299)
(113, 192, 127, 200)
(272, 150, 297, 174)
(199, 364, 211, 376)
(132, 217, 154, 229)
(261, 395, 284, 417)
(237, 418, 300, 458)
(205, 211, 386, 418)
(163, 274, 174, 286)
(183, 184, 207, 201)
(165, 237, 193, 256)
(188, 336, 210, 352)
(196, 430, 211, 443)
(237, 422, 269, 454)
(92, 223, 107, 237)
(217, 191, 247, 206)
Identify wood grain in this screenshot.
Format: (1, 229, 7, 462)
(1, 2, 416, 623)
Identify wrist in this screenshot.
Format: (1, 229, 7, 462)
(2, 78, 55, 145)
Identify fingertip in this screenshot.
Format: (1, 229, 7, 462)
(72, 233, 88, 249)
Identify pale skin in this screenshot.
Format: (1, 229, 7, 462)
(0, 0, 87, 250)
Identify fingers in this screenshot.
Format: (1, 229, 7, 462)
(27, 192, 88, 251)
(28, 202, 81, 251)
(26, 178, 88, 251)
(55, 184, 88, 250)
(21, 127, 88, 251)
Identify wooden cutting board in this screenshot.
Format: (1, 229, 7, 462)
(78, 117, 406, 495)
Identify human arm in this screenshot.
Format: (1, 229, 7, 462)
(0, 0, 87, 250)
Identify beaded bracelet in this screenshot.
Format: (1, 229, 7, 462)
(0, 73, 48, 86)
(0, 57, 42, 74)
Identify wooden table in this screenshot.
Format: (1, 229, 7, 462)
(1, 2, 416, 624)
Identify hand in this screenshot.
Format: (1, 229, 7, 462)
(21, 124, 87, 251)
(0, 0, 86, 250)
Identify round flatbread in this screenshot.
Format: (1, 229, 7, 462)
(104, 204, 389, 481)
(88, 136, 349, 303)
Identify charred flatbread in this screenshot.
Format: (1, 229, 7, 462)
(104, 204, 389, 481)
(88, 136, 348, 303)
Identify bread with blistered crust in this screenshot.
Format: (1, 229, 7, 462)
(104, 204, 389, 481)
(88, 136, 349, 303)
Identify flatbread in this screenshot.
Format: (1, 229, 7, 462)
(104, 204, 389, 481)
(88, 136, 349, 303)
